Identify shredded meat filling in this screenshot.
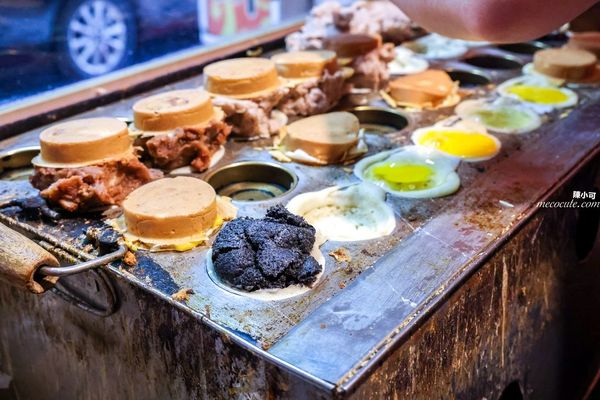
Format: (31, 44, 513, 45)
(144, 119, 232, 171)
(277, 69, 348, 117)
(286, 0, 415, 51)
(31, 156, 162, 212)
(350, 43, 396, 90)
(212, 87, 288, 138)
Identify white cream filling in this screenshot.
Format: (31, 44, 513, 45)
(286, 183, 396, 242)
(389, 47, 429, 75)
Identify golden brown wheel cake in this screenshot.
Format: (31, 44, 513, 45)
(567, 31, 600, 58)
(123, 177, 218, 243)
(323, 33, 394, 91)
(272, 50, 339, 80)
(387, 69, 457, 109)
(281, 111, 361, 164)
(533, 47, 598, 81)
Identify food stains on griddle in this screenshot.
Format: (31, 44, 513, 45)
(212, 205, 322, 291)
(130, 253, 181, 295)
(0, 194, 60, 221)
(85, 227, 120, 255)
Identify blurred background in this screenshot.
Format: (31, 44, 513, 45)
(0, 0, 342, 108)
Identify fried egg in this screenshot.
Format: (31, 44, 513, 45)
(411, 120, 501, 162)
(354, 146, 460, 199)
(455, 97, 543, 134)
(389, 47, 429, 75)
(286, 183, 396, 242)
(497, 75, 578, 110)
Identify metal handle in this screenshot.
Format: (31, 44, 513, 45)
(0, 217, 123, 316)
(38, 245, 126, 277)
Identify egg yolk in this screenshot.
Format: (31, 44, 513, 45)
(416, 129, 498, 158)
(506, 85, 569, 104)
(474, 108, 532, 129)
(366, 162, 435, 191)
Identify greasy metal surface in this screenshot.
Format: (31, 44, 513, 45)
(445, 69, 492, 88)
(270, 97, 600, 385)
(1, 42, 599, 397)
(347, 170, 600, 399)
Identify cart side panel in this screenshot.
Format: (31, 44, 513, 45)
(0, 277, 329, 399)
(346, 164, 600, 400)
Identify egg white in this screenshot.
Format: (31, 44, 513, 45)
(521, 63, 566, 86)
(497, 75, 578, 110)
(455, 98, 542, 134)
(286, 183, 396, 242)
(403, 33, 468, 60)
(411, 119, 501, 162)
(389, 47, 429, 75)
(354, 146, 461, 199)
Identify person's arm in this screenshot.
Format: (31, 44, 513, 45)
(391, 0, 599, 42)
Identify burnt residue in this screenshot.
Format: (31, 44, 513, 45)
(85, 227, 120, 255)
(131, 253, 180, 295)
(212, 205, 322, 291)
(0, 194, 60, 221)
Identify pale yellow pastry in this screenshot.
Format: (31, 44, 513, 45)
(281, 112, 360, 164)
(122, 177, 218, 243)
(33, 117, 132, 168)
(132, 89, 222, 135)
(204, 58, 283, 99)
(533, 48, 598, 81)
(271, 50, 338, 80)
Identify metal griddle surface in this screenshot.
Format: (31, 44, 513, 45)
(1, 42, 600, 388)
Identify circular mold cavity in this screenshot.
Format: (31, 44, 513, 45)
(446, 69, 491, 88)
(205, 161, 297, 202)
(464, 54, 523, 70)
(536, 32, 568, 44)
(497, 41, 547, 55)
(286, 183, 396, 241)
(0, 146, 39, 181)
(349, 106, 409, 135)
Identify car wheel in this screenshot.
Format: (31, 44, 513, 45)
(55, 0, 136, 78)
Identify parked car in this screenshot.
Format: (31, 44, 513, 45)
(0, 0, 198, 79)
(0, 0, 317, 107)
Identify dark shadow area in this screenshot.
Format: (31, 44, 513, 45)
(498, 381, 524, 400)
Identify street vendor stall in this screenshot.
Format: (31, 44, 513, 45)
(0, 1, 599, 399)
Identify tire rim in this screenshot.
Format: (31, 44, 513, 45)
(67, 0, 128, 76)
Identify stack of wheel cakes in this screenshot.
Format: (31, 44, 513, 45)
(30, 117, 162, 212)
(130, 89, 231, 171)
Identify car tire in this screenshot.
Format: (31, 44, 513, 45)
(55, 0, 137, 79)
